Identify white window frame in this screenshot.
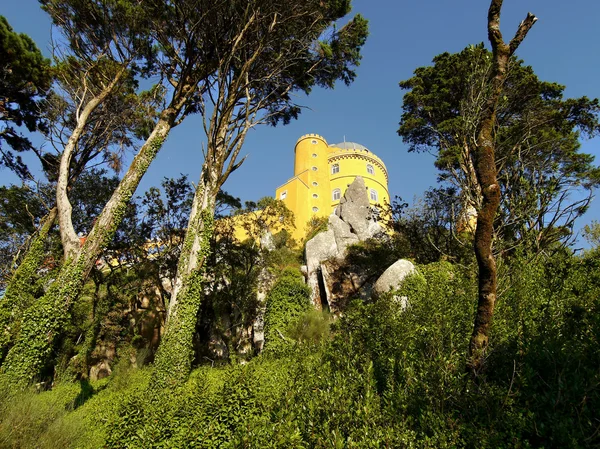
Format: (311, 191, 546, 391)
(280, 190, 287, 200)
(331, 163, 340, 174)
(367, 164, 374, 175)
(370, 189, 378, 202)
(332, 188, 341, 201)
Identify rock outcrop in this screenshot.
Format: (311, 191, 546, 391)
(304, 176, 386, 310)
(303, 176, 418, 312)
(335, 176, 385, 241)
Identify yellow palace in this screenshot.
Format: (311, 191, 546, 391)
(276, 134, 390, 241)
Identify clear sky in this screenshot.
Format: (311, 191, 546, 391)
(2, 0, 600, 245)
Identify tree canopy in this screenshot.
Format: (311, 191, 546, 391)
(399, 44, 600, 253)
(0, 15, 52, 179)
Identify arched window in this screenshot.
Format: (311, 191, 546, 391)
(366, 164, 374, 175)
(312, 193, 318, 199)
(332, 188, 341, 201)
(312, 166, 318, 171)
(370, 189, 378, 202)
(312, 181, 318, 187)
(312, 207, 319, 212)
(331, 163, 339, 174)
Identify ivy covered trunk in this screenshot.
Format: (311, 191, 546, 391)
(0, 208, 57, 364)
(0, 112, 177, 389)
(152, 166, 219, 388)
(467, 0, 536, 374)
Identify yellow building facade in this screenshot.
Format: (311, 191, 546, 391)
(275, 134, 390, 241)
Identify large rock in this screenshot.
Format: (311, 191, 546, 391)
(373, 259, 416, 297)
(328, 214, 359, 258)
(304, 177, 387, 308)
(305, 229, 338, 307)
(336, 176, 378, 240)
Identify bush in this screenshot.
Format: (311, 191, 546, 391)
(263, 268, 311, 353)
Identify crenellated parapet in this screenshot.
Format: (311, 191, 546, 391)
(327, 149, 388, 182)
(294, 133, 328, 152)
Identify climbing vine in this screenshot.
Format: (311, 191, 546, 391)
(0, 209, 57, 363)
(151, 209, 214, 388)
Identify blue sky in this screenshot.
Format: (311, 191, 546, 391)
(2, 0, 600, 245)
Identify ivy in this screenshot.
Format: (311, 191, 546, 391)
(263, 268, 311, 354)
(0, 257, 87, 391)
(151, 209, 214, 388)
(0, 210, 56, 363)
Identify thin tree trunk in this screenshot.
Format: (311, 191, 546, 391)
(467, 0, 536, 374)
(0, 207, 57, 362)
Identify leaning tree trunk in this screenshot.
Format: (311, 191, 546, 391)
(152, 164, 219, 388)
(467, 0, 536, 375)
(0, 208, 57, 363)
(0, 103, 185, 389)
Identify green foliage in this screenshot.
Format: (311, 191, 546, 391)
(583, 220, 600, 252)
(286, 309, 331, 345)
(0, 15, 52, 178)
(263, 268, 311, 353)
(1, 251, 600, 447)
(0, 209, 55, 364)
(399, 44, 600, 254)
(302, 216, 328, 248)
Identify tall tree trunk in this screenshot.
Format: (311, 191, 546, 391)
(56, 70, 127, 261)
(0, 99, 187, 388)
(152, 164, 219, 388)
(467, 0, 536, 374)
(0, 208, 57, 363)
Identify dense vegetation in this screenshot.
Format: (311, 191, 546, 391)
(1, 0, 600, 447)
(1, 246, 599, 447)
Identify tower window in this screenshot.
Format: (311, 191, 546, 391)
(312, 207, 319, 212)
(370, 189, 378, 202)
(312, 166, 318, 171)
(312, 153, 317, 158)
(332, 188, 341, 201)
(367, 164, 374, 175)
(331, 163, 339, 174)
(312, 193, 318, 199)
(311, 139, 318, 144)
(280, 190, 287, 200)
(312, 181, 318, 187)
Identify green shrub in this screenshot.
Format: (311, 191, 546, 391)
(263, 268, 311, 353)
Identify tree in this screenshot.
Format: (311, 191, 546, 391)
(399, 45, 600, 256)
(39, 0, 156, 260)
(153, 0, 368, 386)
(0, 16, 52, 179)
(1, 0, 265, 388)
(400, 1, 544, 373)
(468, 0, 536, 373)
